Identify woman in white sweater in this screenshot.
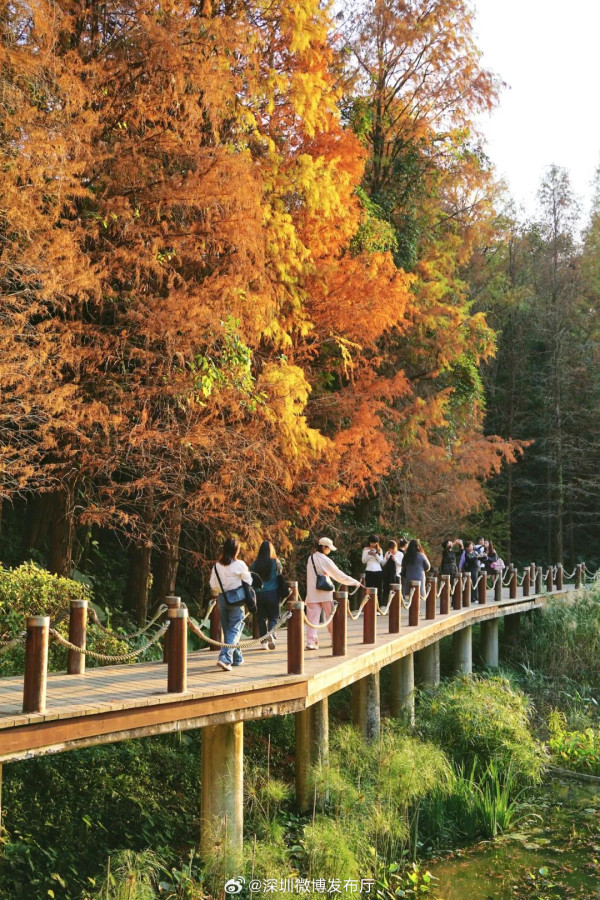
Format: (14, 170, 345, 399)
(361, 533, 385, 595)
(305, 538, 361, 650)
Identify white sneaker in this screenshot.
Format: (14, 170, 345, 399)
(267, 633, 276, 650)
(217, 660, 232, 671)
(305, 643, 318, 650)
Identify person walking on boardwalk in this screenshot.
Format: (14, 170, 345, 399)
(306, 538, 361, 651)
(361, 533, 385, 594)
(401, 538, 431, 598)
(210, 537, 256, 672)
(251, 540, 281, 650)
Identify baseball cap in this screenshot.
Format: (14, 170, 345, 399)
(318, 537, 337, 551)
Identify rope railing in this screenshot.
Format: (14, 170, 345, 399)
(87, 604, 168, 642)
(0, 632, 26, 654)
(437, 581, 445, 600)
(187, 611, 292, 650)
(302, 602, 338, 630)
(401, 585, 417, 611)
(50, 621, 170, 663)
(488, 574, 500, 590)
(471, 574, 482, 590)
(347, 595, 371, 621)
(376, 592, 394, 616)
(517, 572, 527, 586)
(502, 568, 512, 585)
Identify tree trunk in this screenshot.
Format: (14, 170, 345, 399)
(152, 506, 182, 603)
(22, 493, 53, 553)
(125, 542, 153, 625)
(48, 488, 75, 576)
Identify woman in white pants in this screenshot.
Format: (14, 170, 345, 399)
(305, 538, 361, 650)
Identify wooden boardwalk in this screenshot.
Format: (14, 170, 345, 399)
(0, 585, 574, 763)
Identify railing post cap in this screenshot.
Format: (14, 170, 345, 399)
(168, 607, 188, 619)
(69, 599, 88, 608)
(286, 580, 298, 588)
(287, 599, 304, 610)
(410, 580, 420, 586)
(27, 615, 50, 627)
(390, 582, 401, 588)
(365, 586, 377, 595)
(333, 590, 348, 599)
(441, 573, 451, 581)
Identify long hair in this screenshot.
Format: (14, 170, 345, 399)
(404, 538, 422, 566)
(488, 540, 496, 556)
(252, 540, 277, 578)
(219, 537, 240, 566)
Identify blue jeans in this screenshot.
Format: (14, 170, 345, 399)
(217, 595, 245, 666)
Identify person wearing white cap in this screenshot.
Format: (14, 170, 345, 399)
(305, 538, 361, 650)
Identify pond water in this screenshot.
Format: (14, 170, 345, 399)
(429, 776, 600, 899)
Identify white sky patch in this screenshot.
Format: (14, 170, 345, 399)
(473, 0, 600, 221)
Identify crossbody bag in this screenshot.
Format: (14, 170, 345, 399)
(310, 555, 335, 592)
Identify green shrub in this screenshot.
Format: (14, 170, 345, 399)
(517, 584, 600, 684)
(417, 675, 547, 783)
(548, 709, 600, 775)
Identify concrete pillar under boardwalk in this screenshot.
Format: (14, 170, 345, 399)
(452, 626, 472, 674)
(295, 708, 312, 813)
(352, 672, 381, 742)
(503, 612, 521, 647)
(390, 654, 415, 724)
(200, 722, 244, 865)
(415, 642, 440, 688)
(480, 619, 499, 668)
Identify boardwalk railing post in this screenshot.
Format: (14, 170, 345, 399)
(67, 599, 88, 675)
(440, 575, 451, 615)
(163, 595, 181, 664)
(478, 572, 487, 605)
(509, 565, 517, 600)
(546, 566, 553, 593)
(522, 568, 530, 597)
(494, 572, 502, 603)
(462, 573, 472, 608)
(332, 590, 347, 656)
(575, 563, 583, 589)
(426, 576, 437, 620)
(388, 583, 401, 634)
(167, 607, 188, 693)
(408, 581, 420, 627)
(582, 562, 586, 585)
(23, 616, 49, 714)
(363, 587, 377, 644)
(209, 590, 221, 652)
(287, 582, 304, 675)
(530, 562, 536, 584)
(535, 566, 543, 595)
(556, 563, 563, 591)
(452, 574, 462, 610)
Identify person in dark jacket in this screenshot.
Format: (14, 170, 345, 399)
(459, 540, 480, 581)
(440, 539, 458, 578)
(251, 540, 282, 650)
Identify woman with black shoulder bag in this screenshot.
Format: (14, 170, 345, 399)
(305, 537, 361, 651)
(209, 537, 256, 672)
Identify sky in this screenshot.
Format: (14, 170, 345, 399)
(472, 0, 600, 222)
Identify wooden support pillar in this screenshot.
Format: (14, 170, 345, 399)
(503, 612, 521, 647)
(462, 573, 472, 607)
(535, 566, 543, 594)
(494, 573, 502, 602)
(452, 574, 462, 610)
(295, 709, 312, 813)
(67, 599, 88, 675)
(509, 566, 517, 599)
(388, 583, 401, 633)
(162, 595, 181, 663)
(425, 577, 437, 620)
(363, 587, 377, 644)
(478, 573, 487, 605)
(546, 566, 554, 593)
(452, 625, 472, 675)
(440, 575, 451, 615)
(389, 655, 414, 724)
(23, 616, 49, 714)
(555, 564, 563, 591)
(200, 722, 244, 863)
(167, 607, 187, 693)
(352, 672, 380, 742)
(209, 591, 221, 652)
(522, 569, 530, 597)
(415, 642, 440, 687)
(287, 582, 304, 675)
(332, 591, 347, 656)
(408, 581, 420, 626)
(480, 619, 499, 668)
